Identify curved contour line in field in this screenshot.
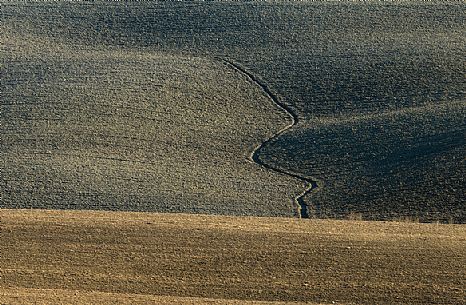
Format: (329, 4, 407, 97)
(220, 58, 322, 218)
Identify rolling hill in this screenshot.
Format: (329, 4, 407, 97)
(2, 1, 464, 221)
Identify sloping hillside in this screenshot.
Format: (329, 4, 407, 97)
(2, 1, 464, 221)
(1, 25, 303, 216)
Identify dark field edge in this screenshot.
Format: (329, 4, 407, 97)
(219, 58, 322, 219)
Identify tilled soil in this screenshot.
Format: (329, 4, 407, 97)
(1, 210, 464, 304)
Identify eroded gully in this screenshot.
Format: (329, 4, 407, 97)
(220, 58, 320, 218)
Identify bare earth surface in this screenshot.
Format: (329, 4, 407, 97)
(1, 2, 465, 303)
(0, 288, 318, 305)
(2, 1, 464, 221)
(1, 26, 303, 216)
(1, 210, 465, 304)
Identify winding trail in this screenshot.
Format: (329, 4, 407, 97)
(220, 58, 320, 218)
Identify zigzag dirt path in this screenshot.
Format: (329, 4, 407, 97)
(220, 58, 320, 218)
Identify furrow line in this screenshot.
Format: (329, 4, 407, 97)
(220, 58, 320, 218)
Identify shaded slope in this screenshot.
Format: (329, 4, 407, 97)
(262, 102, 466, 221)
(1, 209, 465, 304)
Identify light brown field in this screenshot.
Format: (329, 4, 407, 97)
(1, 209, 464, 304)
(0, 288, 320, 305)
